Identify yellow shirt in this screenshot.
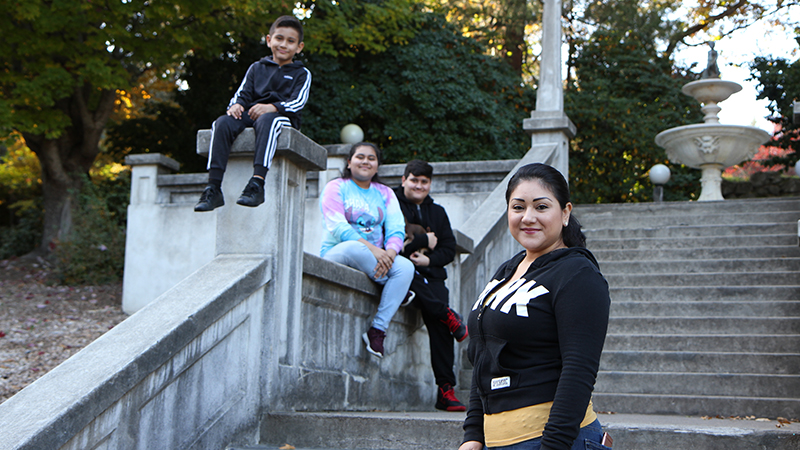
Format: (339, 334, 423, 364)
(484, 400, 597, 447)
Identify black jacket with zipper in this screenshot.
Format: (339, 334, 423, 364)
(392, 186, 456, 281)
(462, 247, 610, 450)
(228, 56, 311, 129)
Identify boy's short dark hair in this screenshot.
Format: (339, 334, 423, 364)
(404, 159, 433, 179)
(270, 15, 304, 42)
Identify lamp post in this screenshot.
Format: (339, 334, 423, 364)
(649, 164, 671, 203)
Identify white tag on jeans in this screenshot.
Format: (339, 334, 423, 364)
(491, 376, 511, 390)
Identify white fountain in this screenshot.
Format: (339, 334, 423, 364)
(655, 43, 771, 201)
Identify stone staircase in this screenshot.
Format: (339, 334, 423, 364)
(234, 197, 800, 450)
(577, 197, 800, 419)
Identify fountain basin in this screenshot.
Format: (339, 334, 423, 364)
(682, 79, 742, 105)
(655, 124, 770, 169)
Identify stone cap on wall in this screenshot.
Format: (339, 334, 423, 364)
(454, 229, 474, 254)
(196, 127, 327, 171)
(125, 153, 181, 172)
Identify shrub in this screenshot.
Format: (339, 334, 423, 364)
(56, 173, 130, 285)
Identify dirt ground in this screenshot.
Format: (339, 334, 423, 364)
(0, 256, 128, 405)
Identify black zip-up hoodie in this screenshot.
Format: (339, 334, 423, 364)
(463, 247, 610, 450)
(228, 56, 312, 129)
(392, 186, 456, 281)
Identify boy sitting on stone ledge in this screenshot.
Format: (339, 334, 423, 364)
(195, 15, 312, 212)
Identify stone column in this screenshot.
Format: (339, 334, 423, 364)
(522, 0, 576, 180)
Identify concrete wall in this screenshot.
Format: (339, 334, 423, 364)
(0, 255, 270, 450)
(722, 172, 800, 199)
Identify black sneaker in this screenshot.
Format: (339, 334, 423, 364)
(362, 327, 386, 358)
(442, 308, 468, 342)
(435, 383, 466, 412)
(236, 178, 265, 207)
(194, 185, 224, 212)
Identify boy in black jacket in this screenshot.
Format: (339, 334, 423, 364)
(393, 160, 468, 411)
(195, 15, 312, 212)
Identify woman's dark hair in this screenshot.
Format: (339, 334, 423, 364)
(342, 142, 384, 185)
(505, 163, 586, 248)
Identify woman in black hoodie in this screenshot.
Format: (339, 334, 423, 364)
(460, 163, 611, 450)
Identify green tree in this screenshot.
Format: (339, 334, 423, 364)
(438, 0, 540, 75)
(0, 0, 278, 254)
(104, 0, 421, 172)
(107, 10, 536, 167)
(749, 46, 800, 168)
(302, 12, 536, 163)
(566, 12, 703, 203)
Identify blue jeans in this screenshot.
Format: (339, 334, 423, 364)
(323, 240, 414, 331)
(488, 419, 610, 450)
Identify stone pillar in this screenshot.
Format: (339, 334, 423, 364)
(522, 0, 576, 180)
(194, 128, 327, 395)
(123, 154, 217, 314)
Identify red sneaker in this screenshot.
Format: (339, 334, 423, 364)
(442, 308, 468, 342)
(435, 383, 466, 412)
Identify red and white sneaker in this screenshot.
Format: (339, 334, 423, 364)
(435, 383, 466, 412)
(442, 308, 468, 342)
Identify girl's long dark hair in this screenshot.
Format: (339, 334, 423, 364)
(505, 163, 586, 248)
(342, 142, 384, 185)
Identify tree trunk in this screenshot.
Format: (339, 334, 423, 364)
(500, 0, 530, 75)
(23, 84, 117, 254)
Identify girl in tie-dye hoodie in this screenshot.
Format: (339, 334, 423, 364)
(320, 142, 414, 358)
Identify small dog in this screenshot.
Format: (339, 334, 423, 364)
(404, 222, 431, 255)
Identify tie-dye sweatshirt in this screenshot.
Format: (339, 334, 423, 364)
(320, 178, 405, 257)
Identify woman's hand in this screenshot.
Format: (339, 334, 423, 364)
(458, 441, 483, 450)
(361, 240, 395, 279)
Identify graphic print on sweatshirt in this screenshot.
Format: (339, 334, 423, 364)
(473, 277, 550, 317)
(344, 196, 385, 245)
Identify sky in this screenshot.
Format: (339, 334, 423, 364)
(672, 22, 799, 133)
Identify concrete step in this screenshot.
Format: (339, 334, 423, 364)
(257, 411, 463, 450)
(587, 233, 799, 250)
(593, 245, 800, 261)
(596, 372, 800, 398)
(604, 334, 800, 353)
(609, 285, 800, 301)
(594, 392, 800, 419)
(600, 413, 800, 450)
(600, 351, 800, 374)
(574, 197, 800, 216)
(610, 300, 800, 317)
(601, 258, 800, 274)
(246, 411, 800, 450)
(607, 317, 800, 334)
(586, 222, 797, 239)
(604, 272, 799, 287)
(579, 211, 800, 229)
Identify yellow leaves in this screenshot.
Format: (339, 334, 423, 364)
(0, 134, 41, 190)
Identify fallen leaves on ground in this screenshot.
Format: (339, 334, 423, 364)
(0, 257, 127, 405)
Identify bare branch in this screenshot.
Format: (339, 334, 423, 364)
(665, 0, 749, 58)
